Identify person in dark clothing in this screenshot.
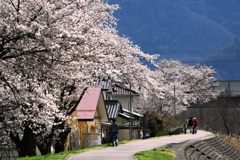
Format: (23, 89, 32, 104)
(187, 117, 193, 133)
(183, 123, 187, 134)
(110, 119, 119, 147)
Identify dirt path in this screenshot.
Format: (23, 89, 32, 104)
(67, 130, 215, 160)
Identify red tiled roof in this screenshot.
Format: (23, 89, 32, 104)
(76, 87, 102, 120)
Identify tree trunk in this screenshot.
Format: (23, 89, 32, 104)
(37, 142, 51, 155)
(9, 132, 23, 157)
(10, 126, 36, 157)
(55, 127, 71, 153)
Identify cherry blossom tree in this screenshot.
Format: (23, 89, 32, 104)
(145, 60, 218, 116)
(0, 0, 218, 156)
(134, 60, 219, 136)
(0, 0, 156, 156)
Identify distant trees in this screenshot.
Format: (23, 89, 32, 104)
(142, 60, 218, 115)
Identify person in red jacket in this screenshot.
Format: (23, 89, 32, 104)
(192, 117, 198, 134)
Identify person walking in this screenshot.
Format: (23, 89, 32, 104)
(192, 117, 198, 134)
(110, 119, 119, 147)
(183, 123, 187, 134)
(187, 117, 193, 133)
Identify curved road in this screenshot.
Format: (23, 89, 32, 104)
(67, 130, 215, 160)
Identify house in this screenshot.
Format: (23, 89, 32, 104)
(65, 87, 109, 149)
(104, 83, 143, 140)
(105, 100, 141, 140)
(65, 79, 143, 149)
(111, 84, 139, 112)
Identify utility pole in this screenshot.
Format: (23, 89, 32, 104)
(173, 85, 176, 116)
(129, 82, 133, 140)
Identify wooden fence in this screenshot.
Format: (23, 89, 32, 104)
(80, 133, 101, 147)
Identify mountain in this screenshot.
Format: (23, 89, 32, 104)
(206, 39, 240, 80)
(109, 0, 240, 80)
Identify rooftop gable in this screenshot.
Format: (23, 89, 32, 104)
(91, 79, 112, 91)
(76, 87, 102, 120)
(105, 100, 122, 119)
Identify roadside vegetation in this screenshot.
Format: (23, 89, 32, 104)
(218, 134, 240, 151)
(141, 113, 183, 138)
(17, 141, 128, 160)
(134, 148, 175, 160)
(17, 145, 108, 160)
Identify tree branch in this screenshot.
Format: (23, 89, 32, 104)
(8, 0, 18, 12)
(0, 71, 19, 102)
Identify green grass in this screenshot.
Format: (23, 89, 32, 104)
(17, 141, 128, 160)
(134, 148, 175, 160)
(17, 144, 110, 160)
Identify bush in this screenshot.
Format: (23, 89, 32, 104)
(141, 112, 182, 137)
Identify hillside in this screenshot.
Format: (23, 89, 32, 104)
(110, 0, 240, 80)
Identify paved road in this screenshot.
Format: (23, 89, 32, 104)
(67, 130, 215, 160)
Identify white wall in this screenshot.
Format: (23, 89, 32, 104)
(112, 95, 134, 111)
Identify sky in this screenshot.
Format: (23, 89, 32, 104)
(110, 0, 240, 80)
